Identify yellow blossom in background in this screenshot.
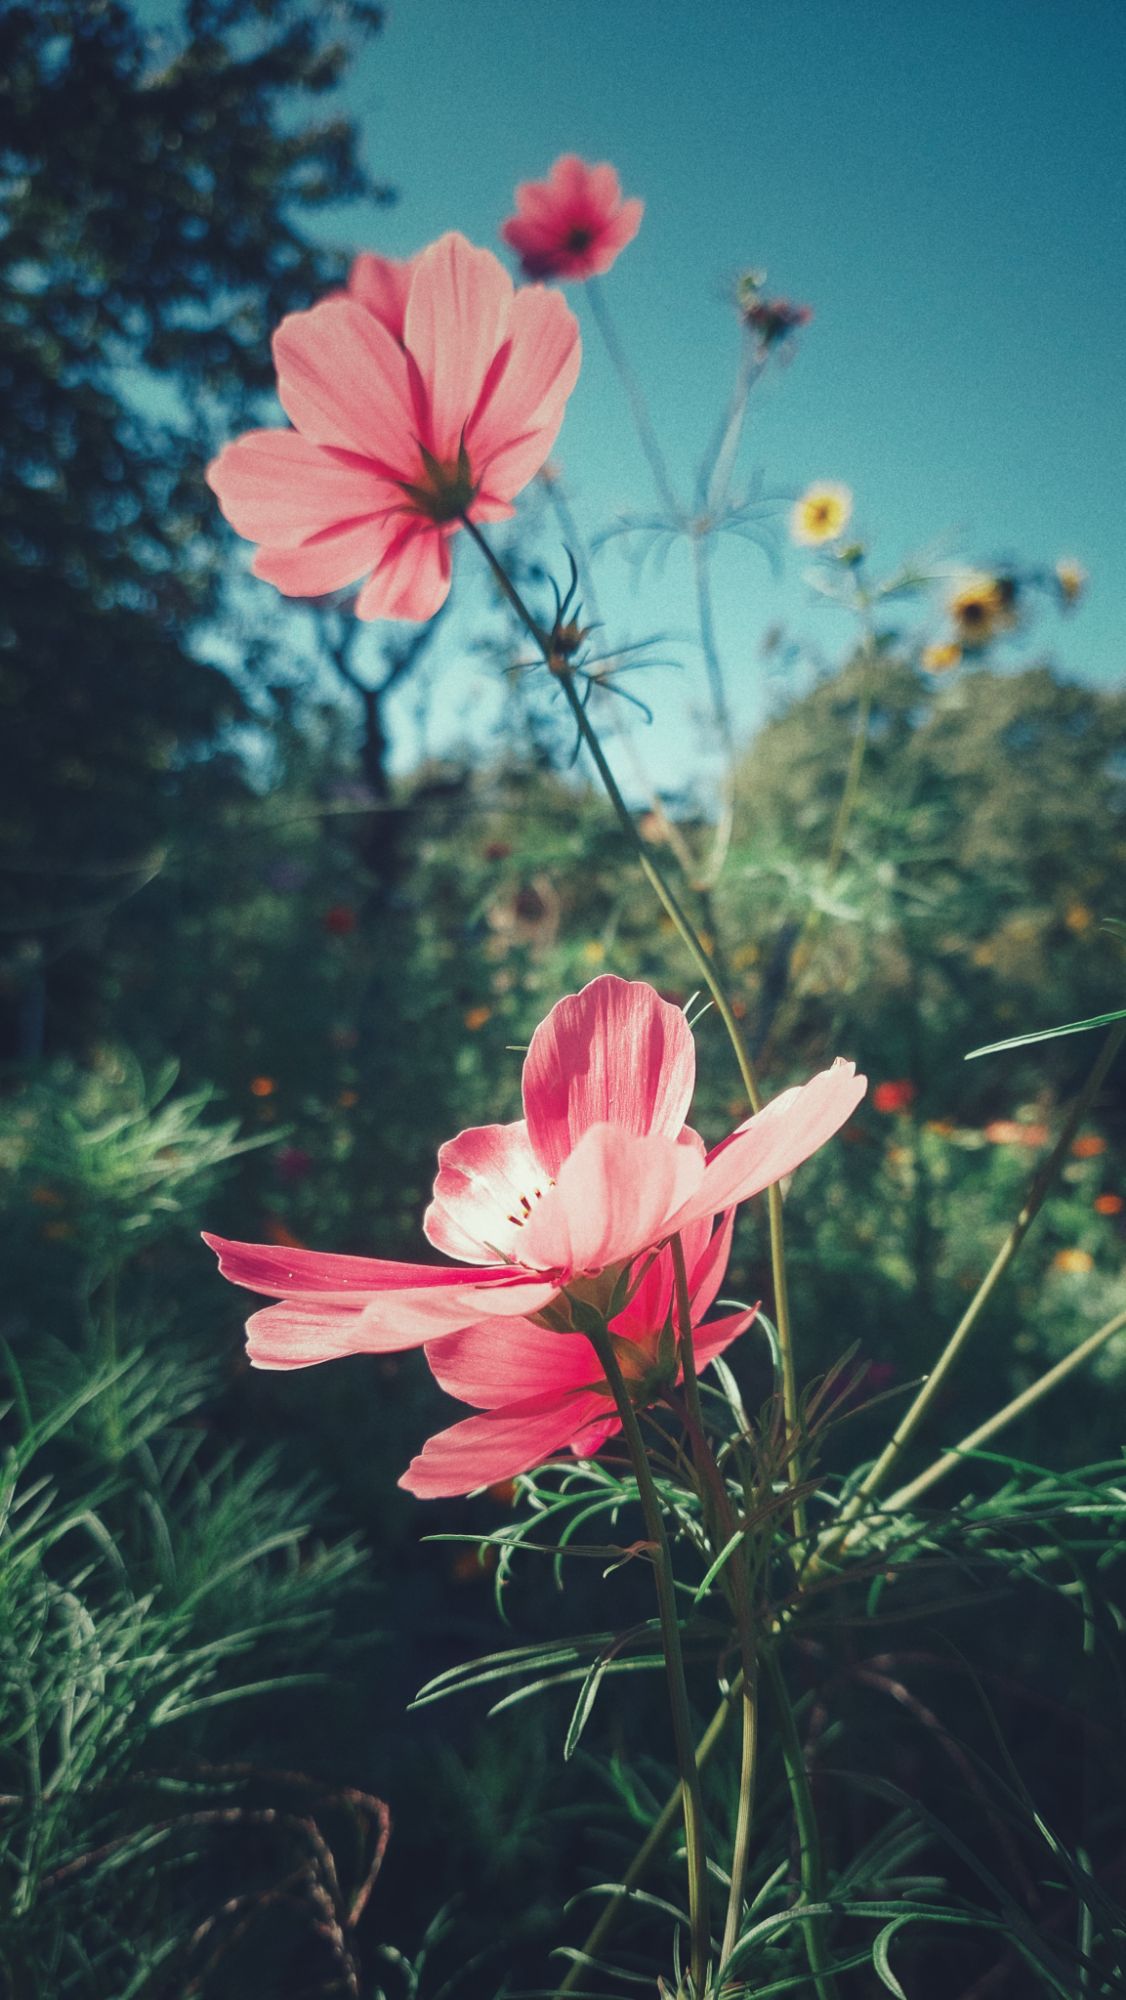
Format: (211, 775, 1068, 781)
(1095, 1193, 1123, 1216)
(464, 1005, 492, 1031)
(791, 481, 853, 546)
(1055, 558, 1087, 607)
(922, 641, 962, 674)
(1064, 902, 1093, 931)
(1052, 1248, 1094, 1276)
(580, 939, 606, 964)
(947, 573, 1015, 651)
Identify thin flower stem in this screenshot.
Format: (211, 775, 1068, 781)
(824, 652, 874, 880)
(553, 1693, 736, 2000)
(586, 275, 682, 523)
(463, 520, 805, 1531)
(669, 1237, 759, 1971)
(885, 1304, 1126, 1513)
(816, 1019, 1126, 1565)
(584, 1317, 711, 1997)
(699, 333, 762, 520)
(761, 1643, 839, 2000)
(539, 473, 700, 884)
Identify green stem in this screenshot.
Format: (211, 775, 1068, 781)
(585, 1317, 711, 1996)
(824, 669, 874, 880)
(586, 275, 682, 523)
(699, 333, 761, 519)
(554, 1693, 736, 2000)
(885, 1304, 1126, 1513)
(817, 1019, 1126, 1563)
(761, 1644, 839, 2000)
(462, 515, 802, 1518)
(670, 1236, 759, 1972)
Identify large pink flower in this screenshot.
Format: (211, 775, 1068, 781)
(501, 155, 643, 282)
(204, 976, 866, 1369)
(402, 1213, 753, 1498)
(206, 233, 581, 623)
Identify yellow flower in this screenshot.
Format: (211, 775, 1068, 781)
(1064, 902, 1093, 933)
(580, 939, 606, 964)
(1052, 1247, 1094, 1276)
(947, 574, 1014, 651)
(791, 481, 853, 547)
(463, 1005, 492, 1031)
(921, 641, 962, 675)
(1055, 558, 1087, 607)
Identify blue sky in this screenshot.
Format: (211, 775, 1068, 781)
(202, 1, 1126, 790)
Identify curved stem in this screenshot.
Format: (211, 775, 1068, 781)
(586, 275, 682, 522)
(540, 472, 700, 885)
(886, 1303, 1126, 1514)
(584, 1317, 711, 1996)
(817, 1019, 1126, 1564)
(462, 513, 804, 1538)
(761, 1643, 839, 2000)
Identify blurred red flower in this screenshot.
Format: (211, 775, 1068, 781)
(873, 1079, 916, 1114)
(501, 155, 643, 281)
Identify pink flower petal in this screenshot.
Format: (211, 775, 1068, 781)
(425, 1316, 600, 1409)
(517, 1125, 705, 1276)
(468, 285, 581, 503)
(251, 517, 399, 599)
(351, 1273, 560, 1346)
(686, 1209, 737, 1320)
(424, 1120, 549, 1265)
(348, 251, 415, 341)
(205, 431, 397, 550)
(691, 1306, 758, 1369)
(522, 975, 696, 1178)
(272, 299, 416, 463)
(243, 1274, 560, 1364)
(355, 521, 453, 622)
(400, 1385, 609, 1498)
(669, 1060, 868, 1230)
(202, 1231, 502, 1301)
(569, 1411, 621, 1457)
(610, 1207, 730, 1340)
(403, 233, 514, 461)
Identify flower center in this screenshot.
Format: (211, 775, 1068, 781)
(566, 225, 594, 252)
(399, 439, 478, 524)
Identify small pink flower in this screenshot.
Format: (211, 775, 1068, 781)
(207, 234, 581, 623)
(501, 155, 643, 282)
(205, 977, 866, 1371)
(403, 1214, 754, 1498)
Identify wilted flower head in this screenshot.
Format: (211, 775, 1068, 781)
(791, 482, 853, 547)
(741, 287, 813, 357)
(207, 234, 581, 623)
(501, 155, 643, 281)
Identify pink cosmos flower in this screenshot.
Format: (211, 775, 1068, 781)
(206, 233, 581, 623)
(204, 976, 866, 1370)
(402, 1213, 754, 1498)
(501, 155, 643, 282)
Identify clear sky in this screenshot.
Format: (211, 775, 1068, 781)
(203, 1, 1126, 791)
